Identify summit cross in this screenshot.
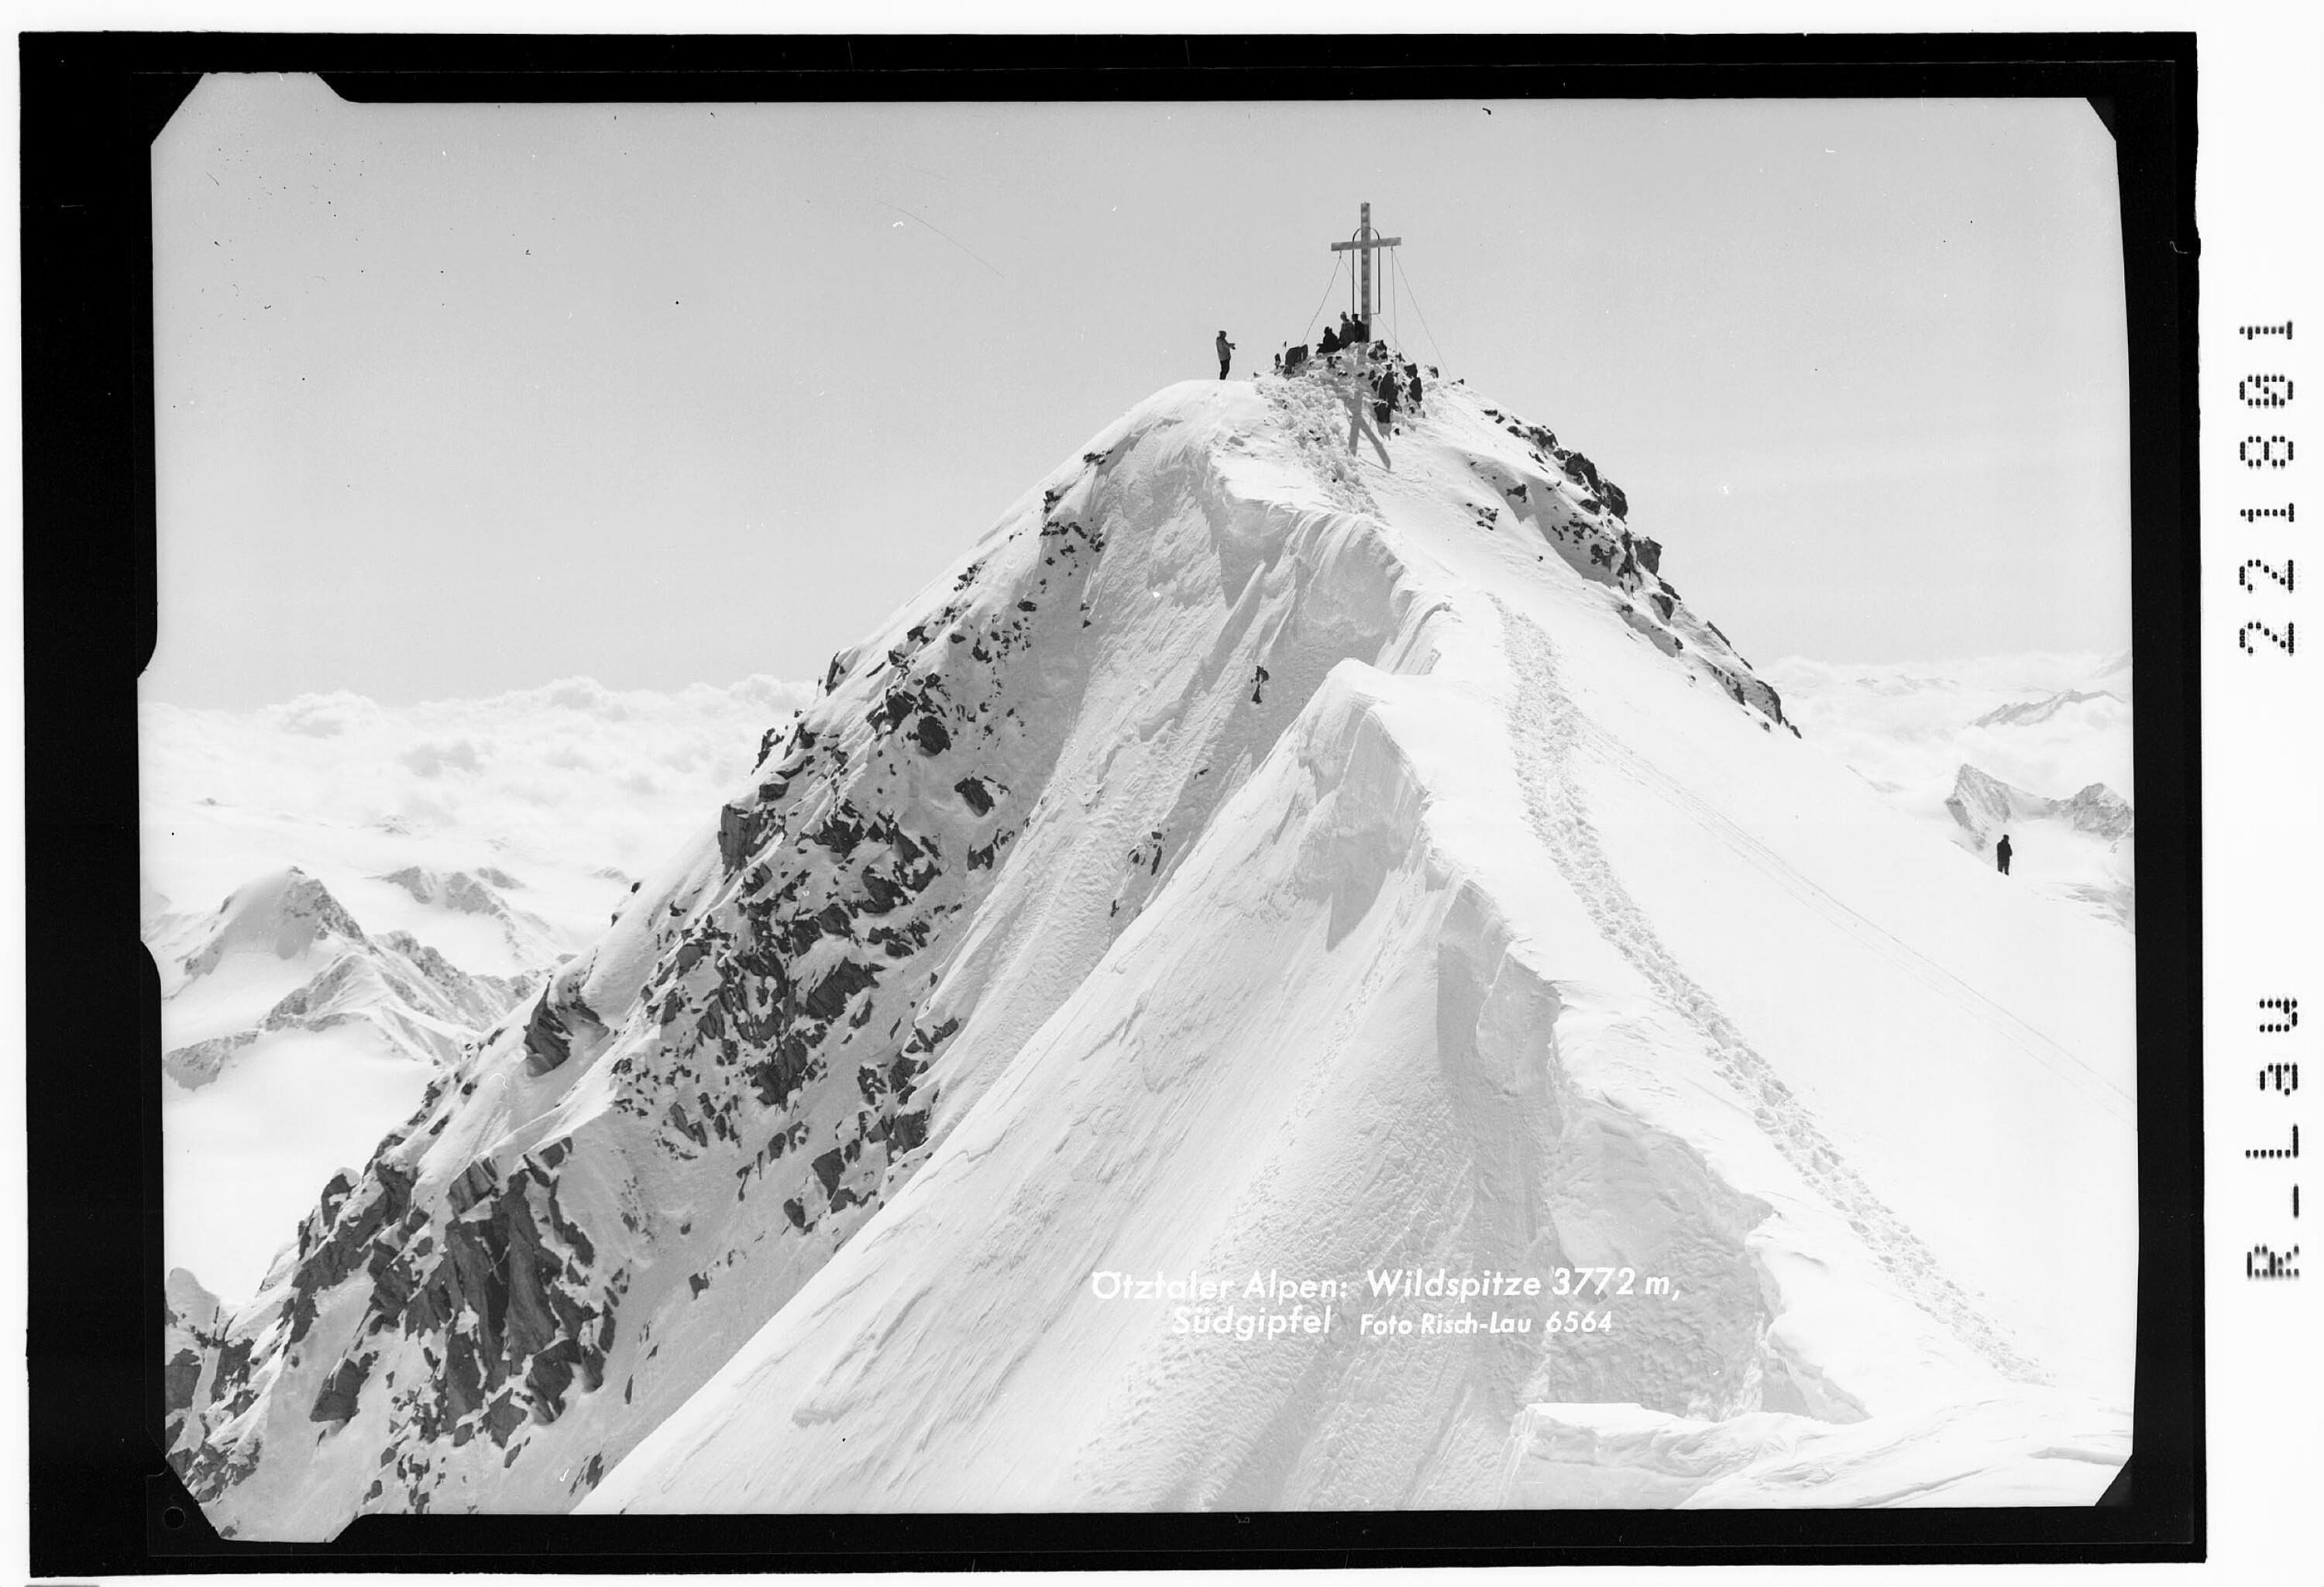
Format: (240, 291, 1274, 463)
(1329, 201, 1401, 328)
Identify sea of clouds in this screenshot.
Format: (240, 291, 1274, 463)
(140, 675, 819, 888)
(1761, 650, 2133, 817)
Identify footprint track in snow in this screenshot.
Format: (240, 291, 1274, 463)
(1492, 597, 2050, 1387)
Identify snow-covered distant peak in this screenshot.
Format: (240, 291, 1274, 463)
(1971, 689, 2126, 729)
(167, 1267, 224, 1334)
(179, 867, 366, 980)
(1945, 766, 2133, 845)
(380, 866, 500, 914)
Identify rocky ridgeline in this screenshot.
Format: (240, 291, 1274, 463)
(1266, 356, 1789, 735)
(1462, 398, 1791, 734)
(168, 442, 1126, 1529)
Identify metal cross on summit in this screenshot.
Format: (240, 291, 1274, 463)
(1327, 202, 1400, 466)
(1329, 201, 1401, 334)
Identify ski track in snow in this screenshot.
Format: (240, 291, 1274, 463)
(1493, 597, 2051, 1388)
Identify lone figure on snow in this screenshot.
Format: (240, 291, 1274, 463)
(1996, 833, 2013, 876)
(1251, 663, 1270, 704)
(1216, 330, 1236, 380)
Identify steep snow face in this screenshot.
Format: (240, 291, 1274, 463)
(173, 362, 2133, 1534)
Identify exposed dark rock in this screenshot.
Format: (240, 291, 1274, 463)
(802, 959, 879, 1022)
(483, 1392, 528, 1446)
(521, 988, 579, 1077)
(165, 1348, 204, 1413)
(888, 1108, 930, 1155)
(445, 1160, 499, 1217)
(745, 1034, 818, 1110)
(953, 776, 995, 816)
(308, 1355, 370, 1423)
(859, 869, 908, 914)
(717, 802, 752, 873)
(810, 1148, 848, 1198)
(806, 807, 866, 859)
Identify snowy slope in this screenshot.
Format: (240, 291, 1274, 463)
(1760, 652, 2134, 930)
(170, 358, 2135, 1534)
(1943, 766, 2135, 929)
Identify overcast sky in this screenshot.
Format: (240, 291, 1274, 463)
(149, 77, 2129, 707)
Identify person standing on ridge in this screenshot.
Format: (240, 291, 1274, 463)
(1216, 330, 1236, 379)
(1996, 834, 2013, 876)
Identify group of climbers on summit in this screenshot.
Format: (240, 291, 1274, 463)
(1212, 310, 1428, 434)
(1316, 309, 1369, 357)
(1207, 298, 1435, 478)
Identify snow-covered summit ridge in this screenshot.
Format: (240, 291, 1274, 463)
(171, 356, 2132, 1534)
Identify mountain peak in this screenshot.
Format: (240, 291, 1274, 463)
(168, 356, 2131, 1534)
(180, 866, 367, 981)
